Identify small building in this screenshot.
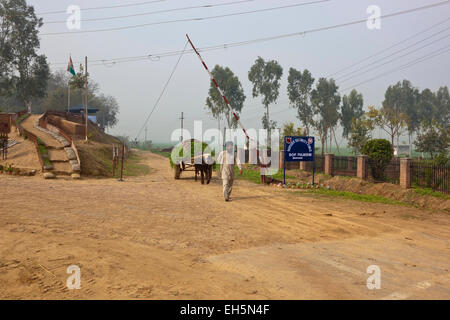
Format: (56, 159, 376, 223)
(69, 105, 99, 123)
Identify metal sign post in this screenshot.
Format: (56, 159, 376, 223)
(283, 148, 286, 185)
(284, 136, 315, 185)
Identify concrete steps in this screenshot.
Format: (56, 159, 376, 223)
(21, 114, 82, 180)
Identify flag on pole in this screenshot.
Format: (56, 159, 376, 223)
(67, 56, 76, 76)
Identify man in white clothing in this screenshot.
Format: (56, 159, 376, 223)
(216, 141, 242, 202)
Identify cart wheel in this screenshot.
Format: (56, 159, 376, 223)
(174, 165, 181, 179)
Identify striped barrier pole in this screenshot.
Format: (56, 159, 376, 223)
(186, 34, 250, 142)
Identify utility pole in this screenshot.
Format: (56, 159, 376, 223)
(144, 126, 147, 143)
(84, 56, 89, 141)
(179, 112, 184, 142)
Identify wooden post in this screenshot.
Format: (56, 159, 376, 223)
(119, 144, 125, 181)
(112, 144, 116, 177)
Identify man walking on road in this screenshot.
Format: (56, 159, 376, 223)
(216, 141, 242, 202)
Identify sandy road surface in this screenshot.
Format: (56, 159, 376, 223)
(0, 151, 449, 299)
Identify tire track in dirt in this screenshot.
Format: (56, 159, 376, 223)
(0, 150, 449, 299)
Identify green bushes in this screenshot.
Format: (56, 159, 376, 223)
(434, 154, 449, 166)
(15, 113, 29, 125)
(362, 139, 393, 180)
(36, 138, 51, 167)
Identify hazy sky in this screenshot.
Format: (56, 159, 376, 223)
(30, 0, 450, 144)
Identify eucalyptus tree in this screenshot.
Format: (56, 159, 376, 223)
(248, 57, 283, 136)
(205, 65, 245, 129)
(340, 89, 364, 139)
(310, 78, 341, 155)
(287, 68, 315, 135)
(0, 0, 49, 112)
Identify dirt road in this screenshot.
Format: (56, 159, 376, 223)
(0, 151, 449, 299)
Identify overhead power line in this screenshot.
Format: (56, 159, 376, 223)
(341, 44, 450, 92)
(337, 28, 450, 83)
(49, 0, 450, 67)
(135, 41, 188, 140)
(328, 16, 450, 77)
(40, 0, 332, 35)
(37, 0, 166, 15)
(44, 0, 256, 24)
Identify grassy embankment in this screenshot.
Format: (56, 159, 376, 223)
(103, 150, 152, 178)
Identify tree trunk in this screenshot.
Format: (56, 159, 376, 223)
(333, 127, 340, 154)
(408, 132, 411, 157)
(320, 133, 324, 155)
(390, 131, 395, 153)
(329, 129, 332, 153)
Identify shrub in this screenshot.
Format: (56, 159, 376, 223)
(433, 154, 449, 166)
(362, 139, 393, 180)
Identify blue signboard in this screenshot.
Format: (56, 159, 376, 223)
(284, 136, 315, 162)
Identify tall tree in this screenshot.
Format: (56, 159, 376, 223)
(41, 69, 98, 113)
(39, 70, 119, 129)
(205, 65, 245, 129)
(415, 121, 449, 159)
(340, 89, 364, 139)
(91, 93, 120, 129)
(0, 0, 16, 96)
(1, 0, 49, 112)
(15, 55, 49, 113)
(383, 80, 418, 150)
(248, 57, 283, 133)
(417, 88, 435, 126)
(434, 86, 450, 128)
(367, 105, 407, 152)
(310, 78, 341, 155)
(348, 116, 374, 155)
(287, 68, 315, 135)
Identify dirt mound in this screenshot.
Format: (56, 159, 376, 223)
(74, 123, 122, 177)
(325, 175, 449, 212)
(75, 141, 113, 176)
(86, 121, 120, 145)
(284, 169, 449, 212)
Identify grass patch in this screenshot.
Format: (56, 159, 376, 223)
(232, 165, 295, 184)
(15, 113, 29, 125)
(296, 188, 408, 206)
(150, 149, 171, 158)
(36, 138, 52, 167)
(412, 187, 450, 200)
(108, 151, 151, 178)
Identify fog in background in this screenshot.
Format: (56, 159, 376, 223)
(31, 0, 450, 145)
